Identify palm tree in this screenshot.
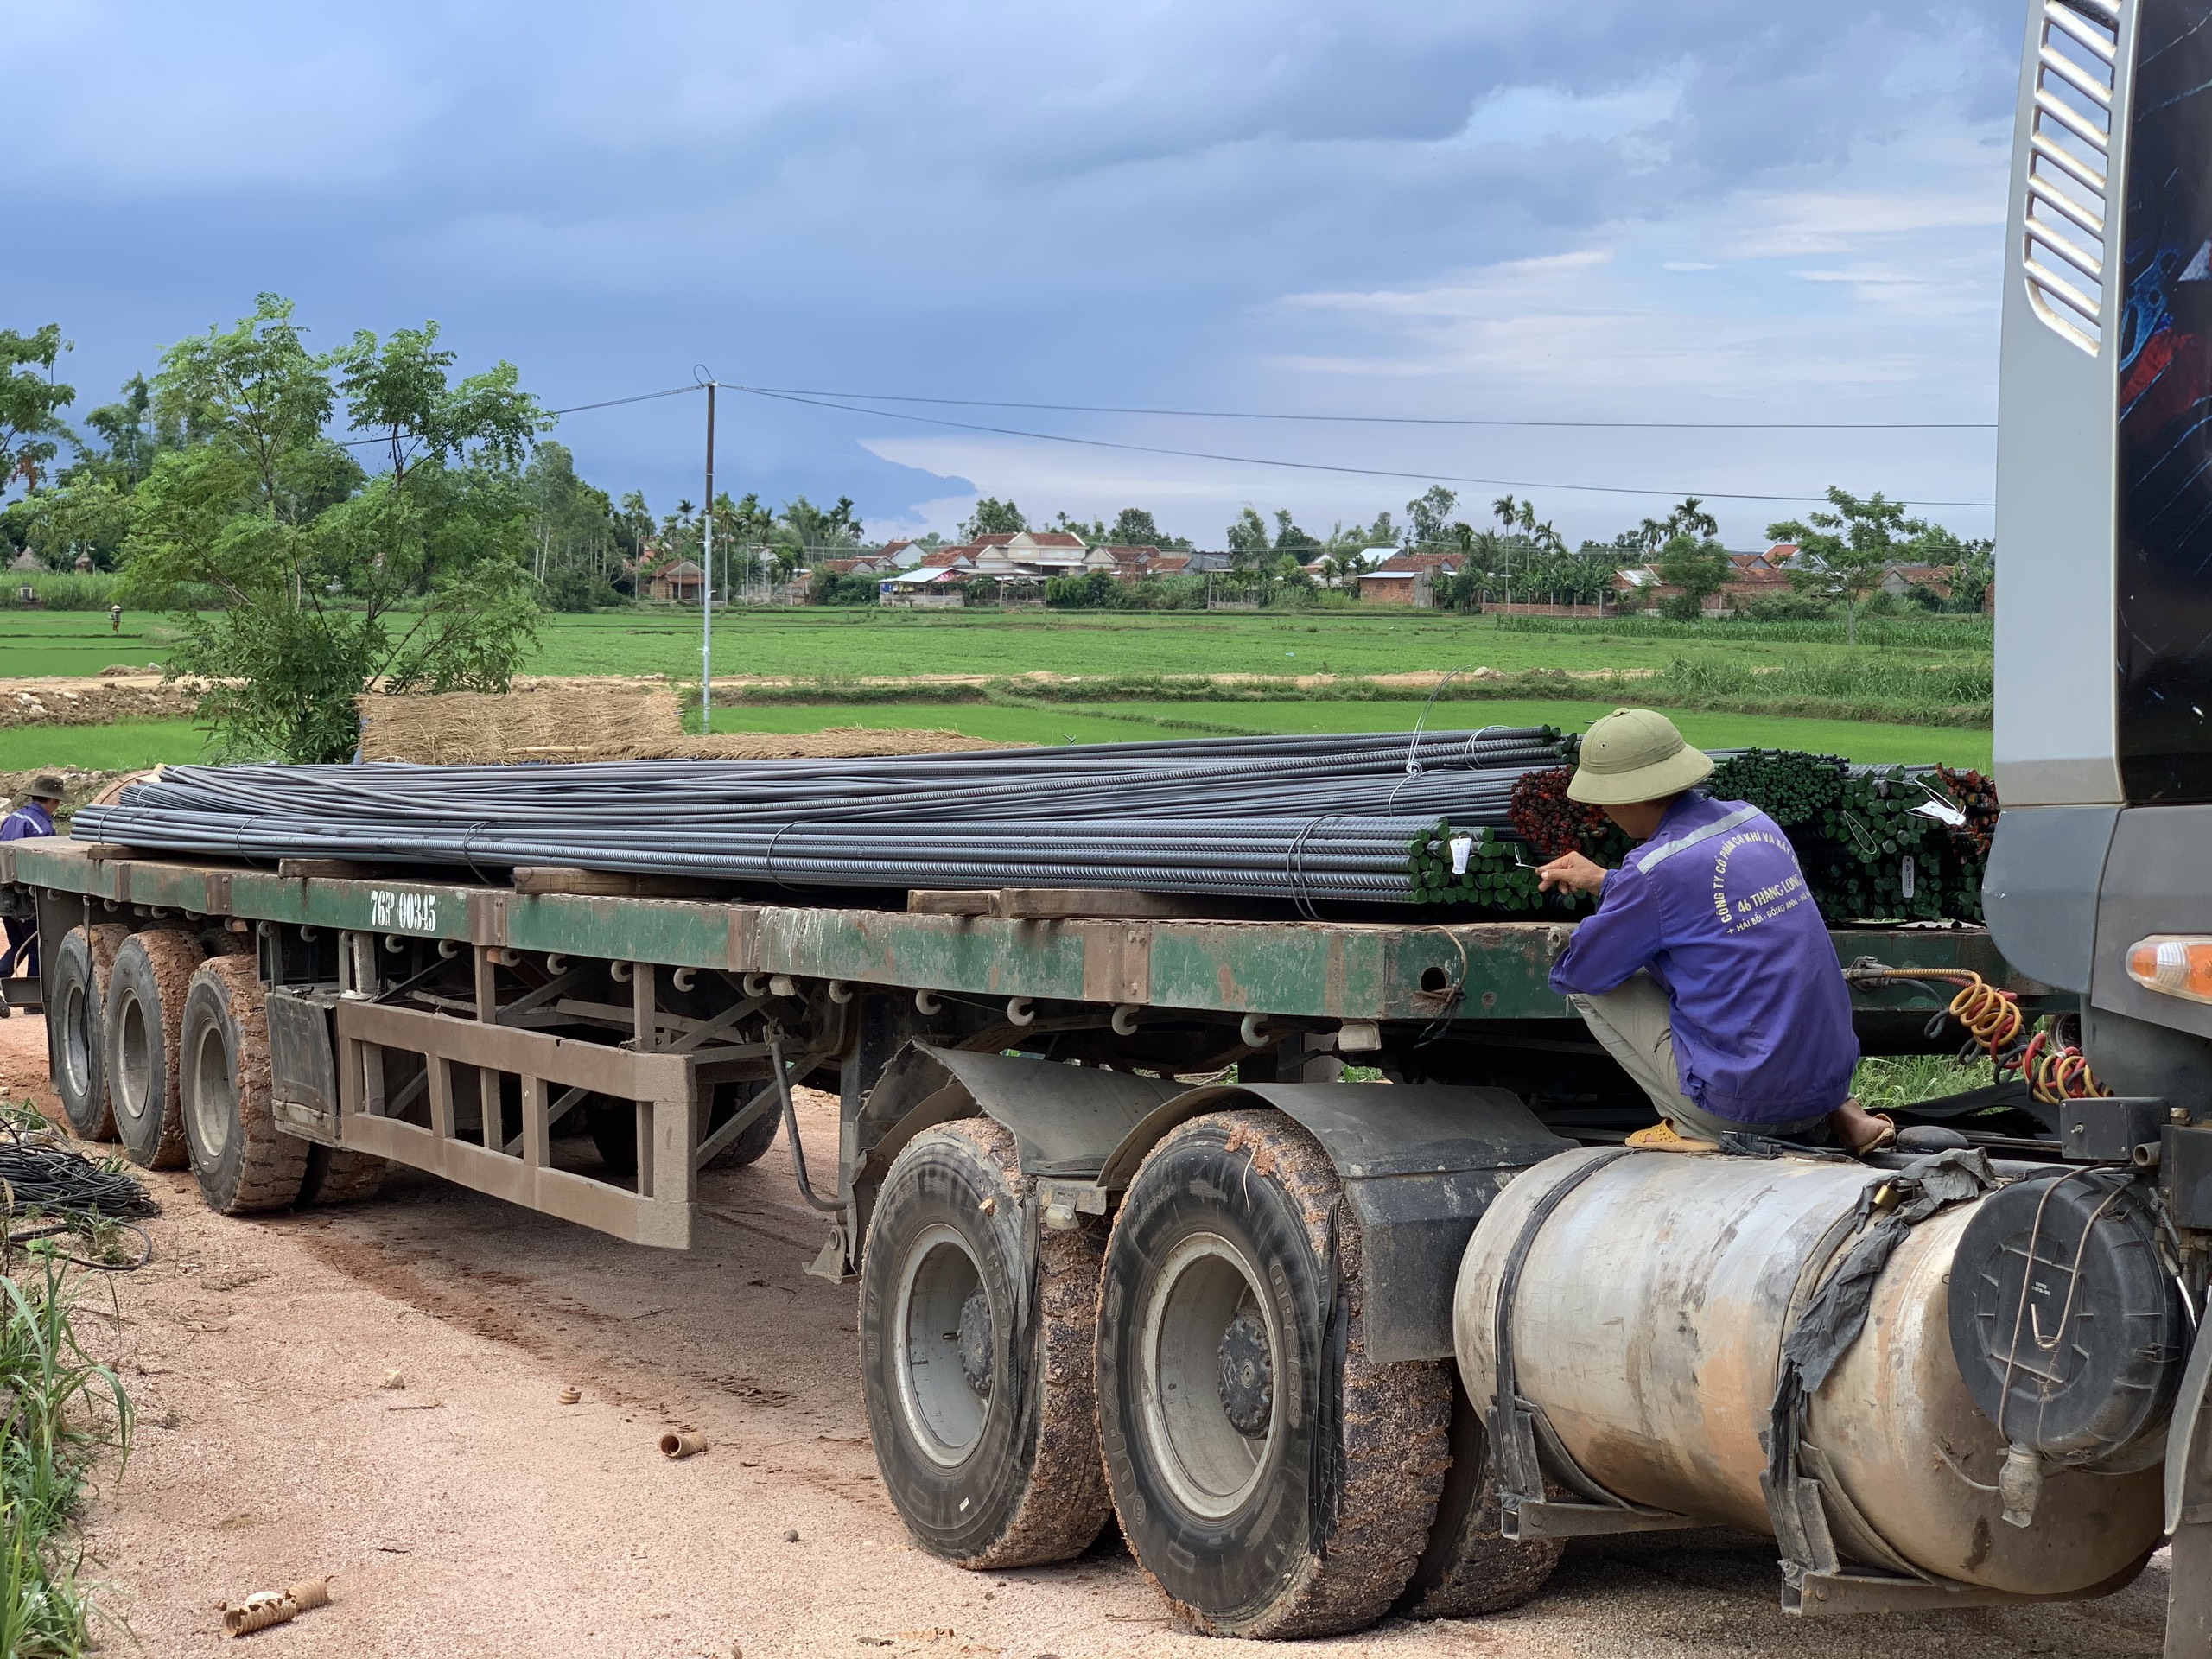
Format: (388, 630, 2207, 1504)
(1669, 496, 1719, 541)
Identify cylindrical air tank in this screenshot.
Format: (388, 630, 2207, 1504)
(1452, 1148, 2171, 1597)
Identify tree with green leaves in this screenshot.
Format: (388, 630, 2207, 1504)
(1272, 508, 1319, 553)
(0, 326, 75, 497)
(1667, 495, 1718, 541)
(961, 497, 1027, 538)
(1948, 536, 1994, 613)
(524, 441, 621, 609)
(1226, 505, 1272, 563)
(1107, 505, 1185, 549)
(1405, 485, 1459, 546)
(1654, 533, 1731, 620)
(123, 294, 549, 762)
(1766, 486, 1953, 645)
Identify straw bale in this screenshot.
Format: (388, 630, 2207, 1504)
(630, 726, 1018, 760)
(355, 684, 685, 764)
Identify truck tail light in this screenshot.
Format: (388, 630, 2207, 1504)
(2125, 936, 2212, 1003)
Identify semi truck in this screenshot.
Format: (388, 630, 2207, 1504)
(3, 0, 2209, 1647)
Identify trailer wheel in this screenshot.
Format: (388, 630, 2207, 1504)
(105, 930, 204, 1170)
(1397, 1376, 1565, 1618)
(860, 1117, 1112, 1568)
(703, 1083, 783, 1170)
(591, 1084, 779, 1176)
(47, 925, 130, 1141)
(297, 1145, 387, 1206)
(180, 957, 310, 1215)
(1096, 1109, 1452, 1640)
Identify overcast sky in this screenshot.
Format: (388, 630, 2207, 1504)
(7, 1, 2027, 549)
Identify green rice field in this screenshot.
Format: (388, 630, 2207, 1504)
(0, 607, 1988, 683)
(1, 698, 1992, 772)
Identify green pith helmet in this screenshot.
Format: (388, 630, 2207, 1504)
(1567, 708, 1713, 806)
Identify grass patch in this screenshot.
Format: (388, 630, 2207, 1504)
(709, 698, 1993, 767)
(3, 607, 1991, 690)
(0, 618, 173, 680)
(1496, 612, 1991, 650)
(0, 1245, 132, 1655)
(0, 721, 207, 772)
(547, 607, 1985, 681)
(1853, 1053, 1998, 1109)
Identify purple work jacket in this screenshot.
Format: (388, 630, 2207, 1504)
(1548, 792, 1859, 1124)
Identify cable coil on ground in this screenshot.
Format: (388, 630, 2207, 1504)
(0, 1119, 159, 1271)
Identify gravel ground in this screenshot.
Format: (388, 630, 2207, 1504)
(0, 1009, 2176, 1657)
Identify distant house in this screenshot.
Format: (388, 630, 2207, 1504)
(1084, 543, 1166, 577)
(879, 565, 969, 607)
(7, 550, 41, 575)
(969, 531, 1090, 577)
(1879, 563, 1955, 600)
(1362, 550, 1470, 607)
(643, 558, 706, 603)
(1613, 547, 1797, 614)
(1303, 545, 1405, 588)
(822, 554, 900, 577)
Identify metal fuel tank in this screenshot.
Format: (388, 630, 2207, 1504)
(1452, 1148, 2168, 1597)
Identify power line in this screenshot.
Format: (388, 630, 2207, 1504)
(736, 385, 1998, 510)
(334, 384, 701, 449)
(735, 384, 1996, 432)
(315, 374, 1998, 509)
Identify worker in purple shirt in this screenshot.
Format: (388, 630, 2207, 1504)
(1535, 711, 1893, 1154)
(0, 773, 62, 997)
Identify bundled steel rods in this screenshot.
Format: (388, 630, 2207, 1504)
(68, 728, 1998, 919)
(73, 728, 1574, 906)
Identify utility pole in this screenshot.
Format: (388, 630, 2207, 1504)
(701, 379, 716, 733)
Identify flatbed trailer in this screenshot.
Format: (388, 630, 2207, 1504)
(9, 831, 2142, 1643)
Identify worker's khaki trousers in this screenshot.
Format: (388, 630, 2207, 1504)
(1566, 972, 1830, 1141)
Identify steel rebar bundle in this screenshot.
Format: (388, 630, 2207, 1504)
(73, 728, 1578, 904)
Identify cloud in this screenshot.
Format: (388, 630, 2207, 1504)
(2, 0, 2024, 547)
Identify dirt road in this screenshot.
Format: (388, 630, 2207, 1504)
(0, 1012, 2173, 1658)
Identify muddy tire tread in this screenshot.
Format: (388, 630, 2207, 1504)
(1400, 1376, 1567, 1618)
(185, 956, 310, 1214)
(110, 929, 203, 1170)
(1109, 1109, 1453, 1641)
(302, 1147, 388, 1205)
(954, 1117, 1113, 1569)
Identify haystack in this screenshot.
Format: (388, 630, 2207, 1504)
(356, 685, 1014, 764)
(356, 683, 684, 764)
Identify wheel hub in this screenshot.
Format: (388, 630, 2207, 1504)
(1137, 1231, 1282, 1519)
(1217, 1306, 1273, 1435)
(892, 1224, 992, 1467)
(957, 1285, 994, 1396)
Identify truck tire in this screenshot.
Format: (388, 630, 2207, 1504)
(46, 924, 130, 1141)
(296, 1145, 388, 1206)
(704, 1082, 783, 1170)
(860, 1117, 1112, 1568)
(180, 957, 310, 1215)
(105, 930, 204, 1170)
(1397, 1378, 1566, 1618)
(1096, 1109, 1452, 1640)
(588, 1096, 644, 1174)
(592, 1084, 779, 1176)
